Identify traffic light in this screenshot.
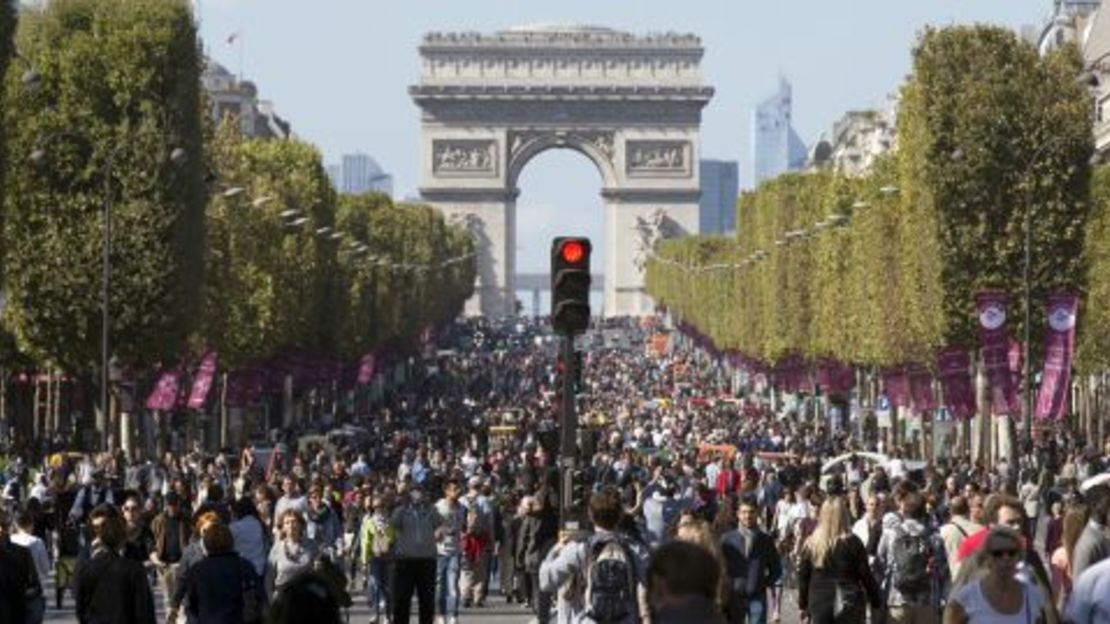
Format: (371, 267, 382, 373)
(551, 237, 592, 334)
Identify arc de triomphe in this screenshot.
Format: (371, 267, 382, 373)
(411, 24, 714, 317)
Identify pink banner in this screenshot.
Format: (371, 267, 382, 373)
(186, 351, 218, 410)
(938, 348, 975, 419)
(1035, 293, 1078, 421)
(977, 292, 1019, 417)
(908, 364, 935, 413)
(145, 369, 181, 411)
(357, 352, 377, 385)
(883, 369, 910, 408)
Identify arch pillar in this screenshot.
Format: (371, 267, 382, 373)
(422, 187, 518, 317)
(602, 188, 701, 316)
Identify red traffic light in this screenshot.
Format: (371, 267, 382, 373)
(560, 240, 586, 264)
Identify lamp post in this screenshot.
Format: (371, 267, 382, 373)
(30, 144, 187, 450)
(1017, 136, 1097, 454)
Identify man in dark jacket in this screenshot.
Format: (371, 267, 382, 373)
(73, 504, 156, 624)
(720, 498, 781, 624)
(151, 492, 190, 614)
(180, 523, 263, 624)
(0, 506, 41, 624)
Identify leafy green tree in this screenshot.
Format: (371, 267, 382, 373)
(1078, 165, 1110, 370)
(648, 26, 1093, 380)
(199, 121, 340, 368)
(0, 1, 17, 362)
(2, 0, 206, 373)
(898, 27, 1092, 349)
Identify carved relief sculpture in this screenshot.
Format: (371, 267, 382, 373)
(433, 140, 497, 175)
(627, 140, 688, 170)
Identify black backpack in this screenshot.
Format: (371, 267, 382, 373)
(890, 531, 931, 596)
(584, 534, 637, 623)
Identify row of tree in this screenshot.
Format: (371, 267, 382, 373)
(647, 25, 1093, 372)
(0, 1, 474, 410)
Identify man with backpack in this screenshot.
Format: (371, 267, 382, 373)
(539, 487, 650, 624)
(938, 496, 980, 583)
(720, 498, 781, 624)
(877, 490, 948, 624)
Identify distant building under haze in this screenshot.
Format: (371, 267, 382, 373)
(752, 78, 808, 186)
(699, 160, 739, 234)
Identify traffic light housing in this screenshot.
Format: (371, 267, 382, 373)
(551, 237, 592, 334)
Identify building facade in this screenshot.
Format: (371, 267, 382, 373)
(699, 160, 738, 233)
(752, 78, 808, 186)
(807, 97, 898, 177)
(201, 59, 291, 140)
(1036, 0, 1110, 159)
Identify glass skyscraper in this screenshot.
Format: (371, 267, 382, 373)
(752, 78, 808, 186)
(328, 153, 393, 196)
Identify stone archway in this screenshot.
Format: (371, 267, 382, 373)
(411, 24, 714, 316)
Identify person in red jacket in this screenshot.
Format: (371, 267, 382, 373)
(715, 458, 742, 498)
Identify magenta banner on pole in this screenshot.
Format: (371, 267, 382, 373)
(145, 369, 181, 411)
(186, 351, 218, 410)
(883, 369, 910, 408)
(357, 352, 377, 385)
(977, 292, 1019, 417)
(908, 364, 935, 413)
(1035, 292, 1079, 421)
(938, 348, 975, 419)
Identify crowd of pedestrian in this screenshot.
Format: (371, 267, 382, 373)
(0, 316, 1110, 624)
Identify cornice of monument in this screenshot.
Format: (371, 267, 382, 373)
(410, 84, 714, 102)
(421, 25, 703, 52)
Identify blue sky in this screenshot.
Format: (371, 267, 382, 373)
(195, 0, 1050, 275)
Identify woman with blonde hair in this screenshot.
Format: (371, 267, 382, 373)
(797, 496, 881, 624)
(944, 525, 1044, 624)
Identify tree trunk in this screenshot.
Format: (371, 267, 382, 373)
(0, 368, 7, 445)
(220, 372, 229, 451)
(32, 376, 42, 443)
(282, 374, 293, 428)
(973, 354, 988, 464)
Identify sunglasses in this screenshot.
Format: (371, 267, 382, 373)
(990, 548, 1019, 559)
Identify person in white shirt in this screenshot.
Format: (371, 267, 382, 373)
(28, 474, 50, 504)
(12, 509, 49, 623)
(350, 454, 371, 479)
(1067, 548, 1110, 623)
(947, 526, 1044, 624)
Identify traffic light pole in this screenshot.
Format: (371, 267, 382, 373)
(559, 332, 580, 530)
